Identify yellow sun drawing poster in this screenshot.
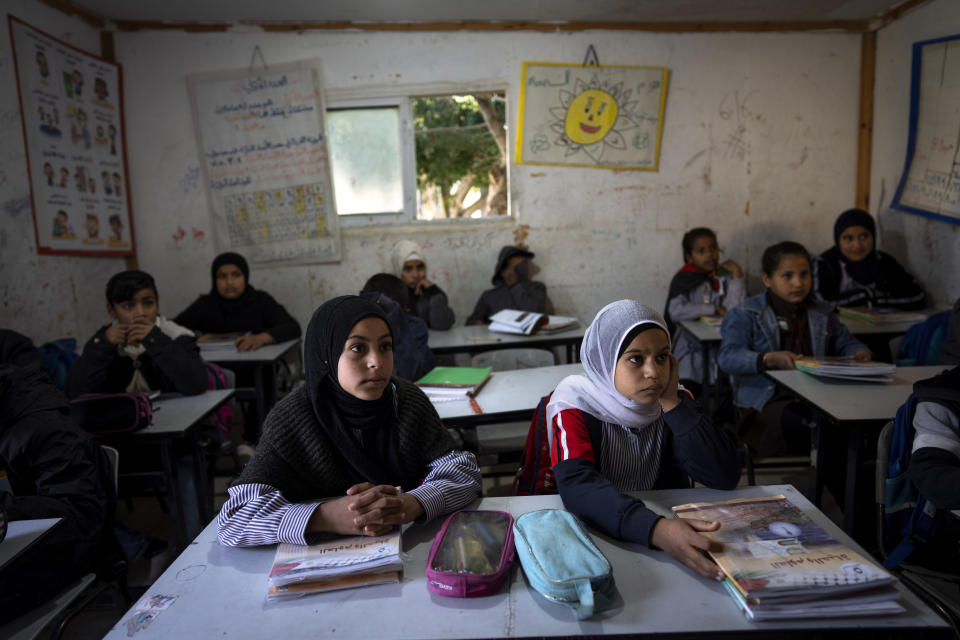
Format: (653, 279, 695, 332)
(516, 62, 669, 171)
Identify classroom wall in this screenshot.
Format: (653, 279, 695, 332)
(3, 20, 867, 341)
(0, 2, 127, 342)
(871, 0, 960, 307)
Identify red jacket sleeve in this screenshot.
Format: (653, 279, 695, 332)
(550, 408, 596, 466)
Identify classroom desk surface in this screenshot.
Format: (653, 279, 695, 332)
(0, 518, 61, 572)
(765, 365, 949, 536)
(199, 338, 300, 363)
(428, 323, 585, 362)
(103, 485, 949, 640)
(838, 311, 931, 336)
(432, 363, 582, 426)
(679, 318, 722, 343)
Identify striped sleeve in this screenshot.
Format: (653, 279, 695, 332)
(551, 408, 596, 466)
(216, 482, 320, 547)
(407, 450, 481, 522)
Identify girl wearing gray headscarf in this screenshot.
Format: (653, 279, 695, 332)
(391, 240, 455, 330)
(548, 300, 740, 580)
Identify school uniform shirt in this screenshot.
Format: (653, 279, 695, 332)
(666, 271, 745, 384)
(174, 287, 301, 343)
(550, 394, 740, 547)
(408, 284, 456, 330)
(66, 319, 208, 398)
(813, 247, 926, 310)
(466, 280, 548, 325)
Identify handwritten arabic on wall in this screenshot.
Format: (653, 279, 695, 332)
(515, 62, 669, 171)
(187, 59, 341, 263)
(892, 34, 960, 226)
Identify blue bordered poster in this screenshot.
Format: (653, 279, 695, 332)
(892, 33, 960, 226)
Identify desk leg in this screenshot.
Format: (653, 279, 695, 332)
(160, 443, 186, 551)
(191, 436, 212, 528)
(253, 365, 266, 441)
(701, 341, 713, 414)
(810, 419, 825, 509)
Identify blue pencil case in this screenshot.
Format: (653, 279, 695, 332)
(513, 509, 613, 620)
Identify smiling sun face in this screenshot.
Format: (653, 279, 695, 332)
(565, 89, 619, 145)
(549, 75, 640, 164)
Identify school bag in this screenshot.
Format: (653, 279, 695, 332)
(881, 393, 942, 569)
(513, 509, 614, 619)
(69, 392, 154, 435)
(204, 361, 234, 443)
(39, 337, 79, 390)
(896, 311, 950, 366)
(513, 394, 556, 496)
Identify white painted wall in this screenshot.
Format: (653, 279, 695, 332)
(3, 20, 869, 342)
(0, 2, 127, 342)
(872, 0, 960, 307)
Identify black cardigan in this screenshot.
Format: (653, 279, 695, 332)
(813, 247, 926, 310)
(174, 289, 301, 343)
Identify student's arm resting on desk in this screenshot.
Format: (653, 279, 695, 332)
(665, 394, 740, 490)
(142, 327, 209, 395)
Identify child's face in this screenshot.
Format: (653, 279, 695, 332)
(85, 216, 99, 236)
(762, 254, 812, 304)
(337, 317, 393, 401)
(837, 225, 874, 263)
(215, 264, 246, 299)
(400, 259, 426, 288)
(108, 287, 159, 326)
(686, 235, 719, 273)
(614, 327, 671, 406)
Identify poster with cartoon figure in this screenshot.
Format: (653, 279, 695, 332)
(8, 15, 134, 256)
(188, 59, 341, 264)
(516, 62, 669, 171)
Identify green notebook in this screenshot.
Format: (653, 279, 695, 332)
(416, 366, 492, 388)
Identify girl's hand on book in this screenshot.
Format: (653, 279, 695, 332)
(346, 483, 424, 535)
(235, 332, 273, 352)
(659, 353, 680, 412)
(852, 351, 872, 361)
(763, 351, 801, 370)
(651, 517, 725, 581)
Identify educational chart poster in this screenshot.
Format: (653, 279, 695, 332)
(515, 62, 669, 171)
(8, 15, 135, 256)
(892, 34, 960, 226)
(188, 60, 341, 264)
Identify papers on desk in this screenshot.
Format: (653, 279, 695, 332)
(699, 315, 723, 329)
(196, 332, 245, 352)
(838, 306, 926, 325)
(267, 529, 401, 599)
(488, 310, 578, 335)
(672, 495, 903, 620)
(416, 366, 492, 398)
(794, 357, 895, 382)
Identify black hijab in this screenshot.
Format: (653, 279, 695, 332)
(833, 208, 878, 285)
(305, 295, 403, 486)
(210, 252, 259, 315)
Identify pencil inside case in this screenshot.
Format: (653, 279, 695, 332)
(425, 510, 515, 597)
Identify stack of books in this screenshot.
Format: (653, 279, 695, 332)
(266, 529, 402, 599)
(838, 306, 926, 325)
(488, 309, 578, 335)
(672, 495, 904, 621)
(699, 315, 723, 329)
(196, 332, 246, 352)
(416, 366, 492, 399)
(793, 356, 895, 382)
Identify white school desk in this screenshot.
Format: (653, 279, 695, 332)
(0, 518, 61, 572)
(765, 366, 948, 536)
(99, 389, 234, 551)
(102, 484, 950, 640)
(202, 338, 300, 433)
(432, 363, 582, 427)
(428, 323, 585, 363)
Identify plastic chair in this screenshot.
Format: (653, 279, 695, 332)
(876, 422, 960, 635)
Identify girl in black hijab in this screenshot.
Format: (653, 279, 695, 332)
(174, 252, 301, 351)
(216, 296, 480, 546)
(813, 209, 926, 310)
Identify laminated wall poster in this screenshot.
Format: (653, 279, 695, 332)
(187, 59, 341, 264)
(8, 15, 135, 256)
(515, 62, 668, 171)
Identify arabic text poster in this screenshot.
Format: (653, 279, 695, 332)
(187, 60, 340, 264)
(516, 62, 669, 171)
(9, 15, 135, 256)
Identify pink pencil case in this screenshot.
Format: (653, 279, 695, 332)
(426, 510, 515, 597)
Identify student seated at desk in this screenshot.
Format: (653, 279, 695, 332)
(467, 245, 554, 325)
(663, 227, 746, 393)
(392, 239, 455, 330)
(174, 252, 301, 352)
(548, 300, 740, 580)
(813, 208, 926, 310)
(67, 270, 207, 397)
(360, 273, 435, 380)
(719, 241, 870, 457)
(0, 330, 115, 624)
(908, 366, 960, 573)
(216, 296, 480, 546)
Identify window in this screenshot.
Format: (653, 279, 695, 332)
(326, 90, 509, 225)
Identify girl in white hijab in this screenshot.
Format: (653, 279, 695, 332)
(390, 240, 455, 330)
(548, 299, 740, 581)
